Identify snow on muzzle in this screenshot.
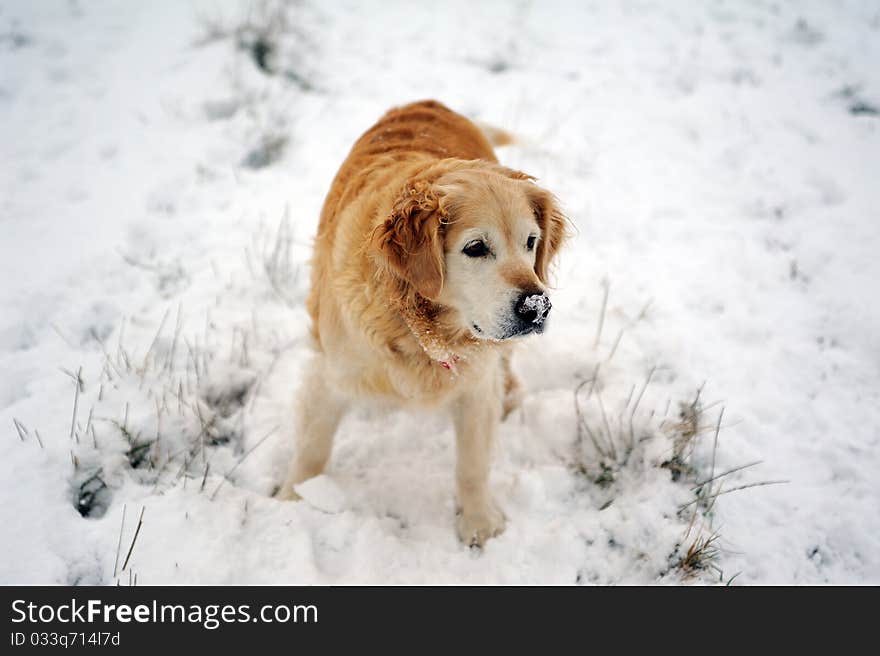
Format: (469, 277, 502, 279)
(512, 291, 552, 335)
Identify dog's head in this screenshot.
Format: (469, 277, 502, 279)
(371, 162, 567, 341)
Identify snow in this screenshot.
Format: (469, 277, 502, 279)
(1, 0, 879, 584)
(294, 475, 347, 514)
(520, 293, 551, 323)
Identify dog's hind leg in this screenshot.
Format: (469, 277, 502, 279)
(275, 356, 347, 500)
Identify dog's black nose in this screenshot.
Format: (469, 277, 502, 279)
(514, 292, 551, 327)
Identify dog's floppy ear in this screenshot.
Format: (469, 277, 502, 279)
(371, 180, 447, 300)
(527, 186, 568, 284)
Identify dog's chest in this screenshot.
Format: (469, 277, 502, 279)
(329, 344, 484, 407)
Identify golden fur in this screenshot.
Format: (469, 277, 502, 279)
(277, 100, 566, 546)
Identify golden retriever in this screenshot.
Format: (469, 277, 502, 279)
(276, 100, 566, 546)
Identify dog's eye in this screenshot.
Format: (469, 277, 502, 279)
(526, 235, 537, 251)
(462, 240, 489, 258)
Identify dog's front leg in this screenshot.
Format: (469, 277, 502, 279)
(275, 356, 347, 500)
(452, 373, 506, 547)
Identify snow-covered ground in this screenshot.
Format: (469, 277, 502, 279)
(1, 0, 878, 584)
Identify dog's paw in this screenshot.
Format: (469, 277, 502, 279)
(456, 503, 506, 548)
(273, 483, 301, 501)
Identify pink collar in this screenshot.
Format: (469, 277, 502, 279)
(439, 355, 460, 370)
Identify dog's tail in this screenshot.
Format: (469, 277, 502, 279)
(476, 121, 517, 148)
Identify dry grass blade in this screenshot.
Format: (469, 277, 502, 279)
(200, 461, 210, 492)
(261, 209, 300, 307)
(50, 323, 77, 348)
(83, 406, 94, 441)
(113, 504, 127, 578)
(588, 362, 600, 399)
(594, 279, 609, 348)
(164, 304, 184, 373)
(116, 315, 128, 369)
(581, 416, 610, 461)
(575, 391, 607, 460)
(595, 392, 617, 461)
(679, 531, 721, 575)
(59, 367, 80, 383)
(691, 460, 763, 490)
(573, 378, 609, 459)
(120, 506, 145, 572)
(89, 328, 125, 379)
(707, 407, 724, 497)
(680, 480, 790, 510)
(630, 365, 656, 420)
(605, 327, 625, 362)
(210, 426, 279, 500)
(626, 365, 656, 450)
(622, 384, 636, 413)
(69, 367, 82, 443)
(142, 308, 170, 369)
(12, 418, 28, 442)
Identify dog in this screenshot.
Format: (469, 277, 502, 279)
(276, 100, 566, 546)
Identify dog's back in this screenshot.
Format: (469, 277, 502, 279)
(308, 100, 499, 342)
(317, 100, 497, 241)
(355, 99, 497, 162)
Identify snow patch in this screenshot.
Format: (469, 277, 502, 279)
(294, 475, 347, 514)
